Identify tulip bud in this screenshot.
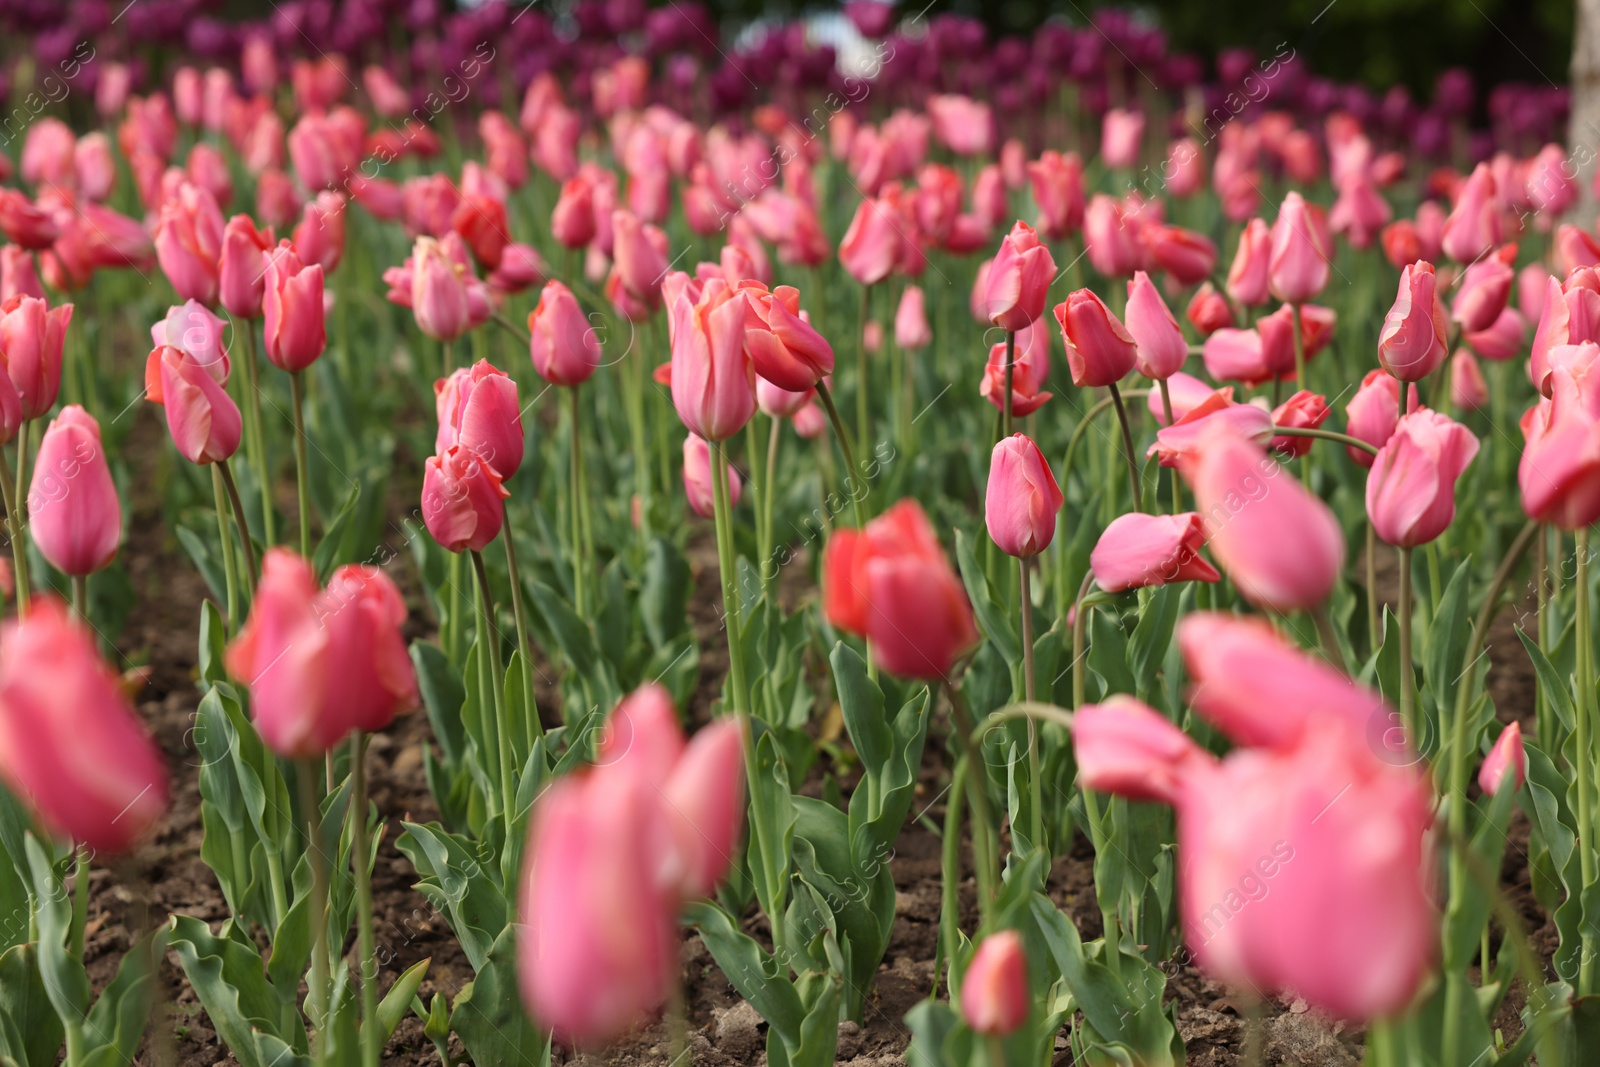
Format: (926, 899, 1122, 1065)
(1124, 271, 1187, 381)
(1100, 108, 1145, 169)
(985, 433, 1063, 559)
(146, 345, 242, 465)
(551, 175, 597, 249)
(0, 246, 43, 303)
(961, 931, 1029, 1037)
(661, 717, 746, 897)
(28, 405, 121, 576)
(742, 284, 834, 392)
(981, 320, 1053, 416)
(668, 275, 755, 442)
(1027, 150, 1084, 239)
(682, 433, 741, 519)
(839, 195, 904, 287)
(1090, 512, 1220, 592)
(1367, 410, 1479, 548)
(0, 598, 169, 852)
(293, 191, 347, 275)
(1381, 220, 1423, 269)
(219, 214, 275, 320)
(895, 285, 931, 350)
(1451, 349, 1489, 411)
(0, 294, 71, 419)
(1451, 249, 1514, 334)
(528, 280, 601, 387)
(1378, 262, 1449, 382)
(154, 182, 225, 305)
(1269, 390, 1331, 458)
(756, 377, 813, 419)
(984, 221, 1056, 330)
(262, 242, 327, 371)
(1226, 218, 1272, 307)
(410, 235, 474, 344)
(1267, 192, 1330, 304)
(1054, 288, 1137, 388)
(1186, 282, 1235, 336)
(1143, 224, 1216, 286)
(1441, 162, 1500, 263)
(436, 360, 523, 479)
(792, 401, 827, 439)
(823, 499, 978, 679)
(421, 445, 509, 553)
(1083, 194, 1143, 278)
(1479, 722, 1527, 795)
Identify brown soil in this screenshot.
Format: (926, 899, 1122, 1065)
(75, 441, 1550, 1067)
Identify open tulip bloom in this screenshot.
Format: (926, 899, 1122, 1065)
(0, 16, 1592, 1067)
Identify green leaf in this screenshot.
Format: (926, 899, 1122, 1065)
(830, 643, 890, 773)
(525, 578, 598, 675)
(176, 525, 226, 605)
(312, 482, 362, 581)
(684, 901, 805, 1048)
(1128, 584, 1180, 702)
(639, 536, 691, 649)
(378, 959, 430, 1041)
(0, 944, 63, 1067)
(198, 599, 228, 689)
(955, 530, 1021, 666)
(411, 642, 466, 768)
(394, 822, 506, 971)
(451, 926, 547, 1067)
(79, 928, 169, 1067)
(746, 730, 796, 932)
(24, 835, 89, 1021)
(168, 915, 303, 1067)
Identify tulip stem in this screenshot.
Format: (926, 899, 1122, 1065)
(1106, 383, 1143, 514)
(289, 372, 311, 559)
(348, 733, 380, 1067)
(1576, 526, 1597, 995)
(211, 465, 239, 629)
(1398, 546, 1415, 743)
(943, 682, 999, 921)
(239, 323, 274, 547)
(1061, 390, 1151, 496)
(985, 1035, 1008, 1067)
(939, 759, 968, 997)
(69, 845, 89, 961)
(856, 283, 872, 457)
(1267, 425, 1379, 456)
(1290, 303, 1310, 487)
(490, 312, 531, 347)
(296, 759, 332, 1065)
(470, 548, 518, 868)
(746, 419, 767, 588)
(568, 385, 588, 616)
(1000, 330, 1015, 441)
(1018, 560, 1043, 854)
(1366, 522, 1380, 659)
(761, 415, 780, 586)
(219, 460, 257, 600)
(1157, 378, 1180, 514)
(814, 381, 867, 530)
(1310, 604, 1345, 673)
(499, 504, 541, 745)
(0, 431, 30, 614)
(1072, 577, 1123, 976)
(709, 440, 750, 715)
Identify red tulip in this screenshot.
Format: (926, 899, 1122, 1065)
(28, 405, 121, 576)
(741, 284, 834, 392)
(1377, 262, 1449, 383)
(436, 360, 524, 479)
(0, 598, 169, 852)
(1269, 390, 1331, 458)
(1055, 288, 1137, 388)
(682, 433, 741, 519)
(823, 499, 978, 679)
(1479, 722, 1526, 795)
(1090, 512, 1220, 592)
(421, 445, 509, 553)
(1179, 427, 1344, 612)
(1381, 219, 1423, 269)
(0, 294, 71, 419)
(261, 241, 326, 371)
(1267, 192, 1330, 304)
(984, 221, 1056, 330)
(985, 433, 1063, 559)
(226, 549, 418, 757)
(667, 275, 755, 442)
(452, 192, 511, 272)
(961, 931, 1028, 1037)
(528, 280, 602, 387)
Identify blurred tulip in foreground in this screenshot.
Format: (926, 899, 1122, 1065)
(1479, 722, 1527, 795)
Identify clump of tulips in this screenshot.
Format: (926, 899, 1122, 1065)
(0, 6, 1596, 1067)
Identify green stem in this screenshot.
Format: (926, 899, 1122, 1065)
(348, 734, 380, 1067)
(1019, 560, 1043, 854)
(1311, 604, 1345, 672)
(212, 465, 239, 628)
(1268, 424, 1379, 456)
(855, 283, 871, 455)
(1576, 526, 1597, 995)
(1366, 521, 1380, 660)
(1399, 546, 1415, 743)
(239, 322, 274, 547)
(70, 574, 87, 627)
(289, 372, 311, 558)
(945, 682, 998, 923)
(1072, 577, 1121, 978)
(0, 431, 30, 614)
(747, 418, 767, 586)
(470, 549, 518, 873)
(500, 504, 541, 745)
(1290, 302, 1309, 487)
(219, 460, 257, 600)
(939, 760, 968, 997)
(70, 845, 89, 960)
(1106, 383, 1144, 514)
(1000, 329, 1015, 440)
(709, 440, 750, 715)
(297, 760, 331, 1064)
(568, 385, 587, 616)
(1158, 378, 1180, 514)
(815, 380, 867, 530)
(761, 415, 780, 587)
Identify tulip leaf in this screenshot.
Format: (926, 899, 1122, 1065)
(1088, 609, 1137, 701)
(1518, 629, 1578, 737)
(394, 822, 506, 972)
(955, 530, 1021, 667)
(684, 900, 806, 1049)
(24, 835, 89, 1021)
(639, 535, 691, 649)
(411, 641, 466, 769)
(451, 941, 548, 1067)
(378, 958, 430, 1041)
(525, 577, 599, 676)
(0, 944, 62, 1067)
(904, 999, 968, 1067)
(198, 599, 228, 690)
(774, 970, 843, 1067)
(1128, 583, 1180, 702)
(746, 728, 797, 935)
(830, 642, 890, 773)
(175, 524, 226, 606)
(78, 928, 168, 1067)
(169, 914, 303, 1067)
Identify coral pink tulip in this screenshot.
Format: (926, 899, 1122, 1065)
(1186, 283, 1235, 335)
(895, 285, 931, 350)
(1268, 192, 1330, 304)
(528, 280, 602, 387)
(1090, 512, 1220, 592)
(985, 433, 1063, 559)
(1226, 218, 1272, 307)
(1148, 390, 1274, 468)
(741, 284, 834, 392)
(1441, 162, 1500, 263)
(980, 322, 1053, 417)
(1270, 390, 1331, 458)
(28, 406, 121, 576)
(0, 294, 71, 419)
(984, 221, 1056, 330)
(683, 433, 741, 519)
(262, 242, 326, 371)
(1125, 271, 1188, 381)
(422, 445, 509, 553)
(1345, 369, 1417, 468)
(1378, 262, 1450, 382)
(219, 214, 274, 319)
(839, 196, 903, 287)
(1519, 359, 1600, 529)
(436, 360, 524, 479)
(146, 345, 242, 465)
(1100, 108, 1145, 169)
(293, 191, 347, 276)
(1143, 225, 1216, 286)
(1451, 349, 1489, 411)
(668, 276, 755, 442)
(1055, 288, 1137, 388)
(1027, 150, 1084, 239)
(1367, 410, 1479, 548)
(1479, 722, 1526, 795)
(409, 236, 474, 344)
(1452, 249, 1515, 334)
(1073, 695, 1208, 806)
(1084, 194, 1142, 278)
(155, 182, 225, 305)
(961, 931, 1029, 1037)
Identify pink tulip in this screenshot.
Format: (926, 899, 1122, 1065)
(1055, 288, 1137, 388)
(1027, 150, 1084, 239)
(261, 242, 326, 371)
(146, 344, 242, 465)
(20, 117, 75, 188)
(155, 182, 225, 305)
(823, 499, 978, 680)
(1270, 390, 1331, 458)
(0, 294, 71, 419)
(839, 196, 903, 287)
(927, 94, 994, 156)
(1072, 695, 1209, 805)
(187, 142, 233, 208)
(1382, 220, 1423, 269)
(1464, 307, 1527, 362)
(1148, 390, 1274, 468)
(255, 170, 299, 230)
(528, 280, 602, 387)
(895, 285, 932, 350)
(792, 401, 827, 438)
(1268, 192, 1330, 304)
(436, 360, 524, 479)
(0, 190, 60, 249)
(1441, 162, 1500, 263)
(961, 931, 1029, 1037)
(1556, 225, 1600, 275)
(682, 433, 741, 519)
(1186, 283, 1235, 336)
(219, 214, 275, 319)
(1328, 172, 1391, 250)
(1147, 371, 1219, 425)
(1167, 138, 1205, 198)
(293, 191, 347, 275)
(971, 164, 1008, 230)
(0, 598, 169, 852)
(1226, 218, 1272, 307)
(422, 445, 509, 553)
(551, 174, 598, 249)
(1090, 512, 1220, 592)
(488, 243, 546, 296)
(1143, 224, 1216, 286)
(226, 549, 418, 757)
(363, 64, 410, 118)
(1178, 428, 1344, 612)
(74, 133, 116, 202)
(1479, 722, 1527, 795)
(1345, 369, 1414, 469)
(985, 433, 1063, 559)
(740, 284, 834, 393)
(756, 377, 814, 419)
(667, 275, 755, 442)
(1124, 271, 1187, 381)
(612, 209, 670, 307)
(28, 406, 121, 576)
(1101, 108, 1145, 169)
(410, 235, 482, 344)
(1451, 349, 1489, 411)
(984, 221, 1056, 330)
(1378, 262, 1450, 382)
(980, 321, 1053, 417)
(0, 247, 42, 303)
(1366, 410, 1479, 548)
(1531, 271, 1600, 391)
(1526, 144, 1578, 217)
(1084, 194, 1142, 278)
(1519, 264, 1551, 322)
(1519, 358, 1600, 529)
(1452, 249, 1515, 333)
